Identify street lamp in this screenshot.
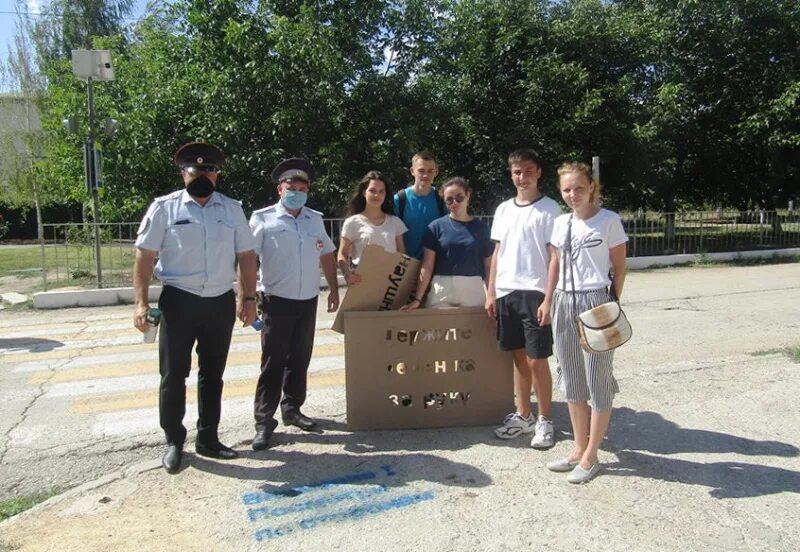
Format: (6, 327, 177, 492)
(70, 49, 115, 288)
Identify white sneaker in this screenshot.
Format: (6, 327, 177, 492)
(493, 412, 535, 440)
(530, 416, 555, 449)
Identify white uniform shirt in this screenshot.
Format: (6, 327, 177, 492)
(250, 202, 336, 300)
(551, 209, 628, 291)
(340, 213, 407, 264)
(490, 195, 561, 297)
(135, 189, 256, 297)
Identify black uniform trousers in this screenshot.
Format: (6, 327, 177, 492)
(254, 294, 318, 432)
(158, 285, 236, 446)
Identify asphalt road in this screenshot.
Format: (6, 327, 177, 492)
(1, 262, 799, 551)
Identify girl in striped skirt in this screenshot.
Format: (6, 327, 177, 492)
(545, 162, 628, 483)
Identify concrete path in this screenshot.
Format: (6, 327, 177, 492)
(1, 263, 799, 551)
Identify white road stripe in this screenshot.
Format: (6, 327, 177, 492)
(44, 356, 344, 398)
(1, 319, 338, 343)
(93, 398, 256, 437)
(4, 317, 345, 444)
(10, 333, 344, 373)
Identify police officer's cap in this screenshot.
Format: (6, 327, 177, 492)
(271, 158, 315, 184)
(173, 142, 226, 168)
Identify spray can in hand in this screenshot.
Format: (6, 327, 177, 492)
(252, 295, 264, 331)
(143, 307, 162, 343)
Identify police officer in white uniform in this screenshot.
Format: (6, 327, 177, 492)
(133, 142, 258, 473)
(249, 158, 340, 450)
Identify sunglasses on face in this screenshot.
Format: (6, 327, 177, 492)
(444, 195, 466, 205)
(184, 165, 220, 175)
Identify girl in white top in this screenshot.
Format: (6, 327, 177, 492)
(337, 171, 407, 284)
(545, 162, 628, 484)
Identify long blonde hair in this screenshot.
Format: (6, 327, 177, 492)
(557, 162, 601, 206)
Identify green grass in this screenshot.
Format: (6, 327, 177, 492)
(751, 344, 800, 363)
(692, 254, 800, 268)
(636, 253, 800, 272)
(0, 245, 135, 281)
(729, 254, 800, 266)
(789, 345, 800, 364)
(0, 299, 35, 311)
(0, 247, 44, 276)
(0, 489, 61, 521)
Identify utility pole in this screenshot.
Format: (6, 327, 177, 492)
(86, 75, 102, 287)
(592, 156, 600, 185)
(70, 50, 115, 288)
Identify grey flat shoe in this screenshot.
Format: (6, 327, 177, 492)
(546, 458, 580, 472)
(567, 463, 601, 483)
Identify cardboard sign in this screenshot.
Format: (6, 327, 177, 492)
(332, 245, 421, 333)
(343, 307, 513, 430)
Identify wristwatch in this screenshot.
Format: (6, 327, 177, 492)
(243, 296, 257, 302)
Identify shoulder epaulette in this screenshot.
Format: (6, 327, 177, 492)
(252, 205, 276, 216)
(154, 189, 184, 202)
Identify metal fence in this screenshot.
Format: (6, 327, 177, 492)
(621, 210, 800, 257)
(38, 210, 800, 289)
(39, 222, 139, 290)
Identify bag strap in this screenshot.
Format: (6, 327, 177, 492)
(398, 187, 446, 219)
(609, 281, 619, 302)
(397, 188, 407, 220)
(434, 188, 446, 216)
(566, 215, 577, 314)
(567, 213, 621, 307)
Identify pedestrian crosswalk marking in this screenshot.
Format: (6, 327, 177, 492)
(70, 368, 345, 414)
(3, 311, 345, 441)
(27, 343, 344, 384)
(0, 327, 341, 364)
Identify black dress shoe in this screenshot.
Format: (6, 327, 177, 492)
(252, 430, 271, 451)
(162, 444, 182, 473)
(195, 441, 238, 460)
(282, 411, 317, 431)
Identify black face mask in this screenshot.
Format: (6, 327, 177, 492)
(186, 175, 215, 198)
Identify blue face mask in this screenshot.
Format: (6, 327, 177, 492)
(281, 190, 308, 210)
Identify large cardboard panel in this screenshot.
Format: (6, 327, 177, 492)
(344, 307, 514, 430)
(332, 245, 420, 333)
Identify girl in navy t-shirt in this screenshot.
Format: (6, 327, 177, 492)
(402, 177, 494, 310)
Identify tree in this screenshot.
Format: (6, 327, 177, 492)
(415, 0, 649, 213)
(30, 0, 135, 64)
(89, 0, 448, 217)
(0, 2, 53, 240)
(625, 0, 800, 211)
(14, 0, 137, 224)
(7, 0, 797, 228)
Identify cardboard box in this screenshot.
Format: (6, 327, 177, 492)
(343, 307, 513, 430)
(334, 245, 513, 430)
(332, 245, 420, 334)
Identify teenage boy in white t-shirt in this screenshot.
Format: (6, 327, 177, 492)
(486, 148, 561, 448)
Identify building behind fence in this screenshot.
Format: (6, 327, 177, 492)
(37, 210, 800, 290)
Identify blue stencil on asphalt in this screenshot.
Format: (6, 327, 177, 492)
(241, 465, 434, 540)
(248, 486, 389, 521)
(241, 465, 393, 505)
(254, 491, 435, 541)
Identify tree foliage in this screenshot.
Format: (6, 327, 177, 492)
(3, 0, 798, 224)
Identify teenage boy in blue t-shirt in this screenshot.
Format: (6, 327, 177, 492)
(393, 151, 446, 260)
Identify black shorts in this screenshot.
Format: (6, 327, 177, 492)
(496, 290, 553, 359)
